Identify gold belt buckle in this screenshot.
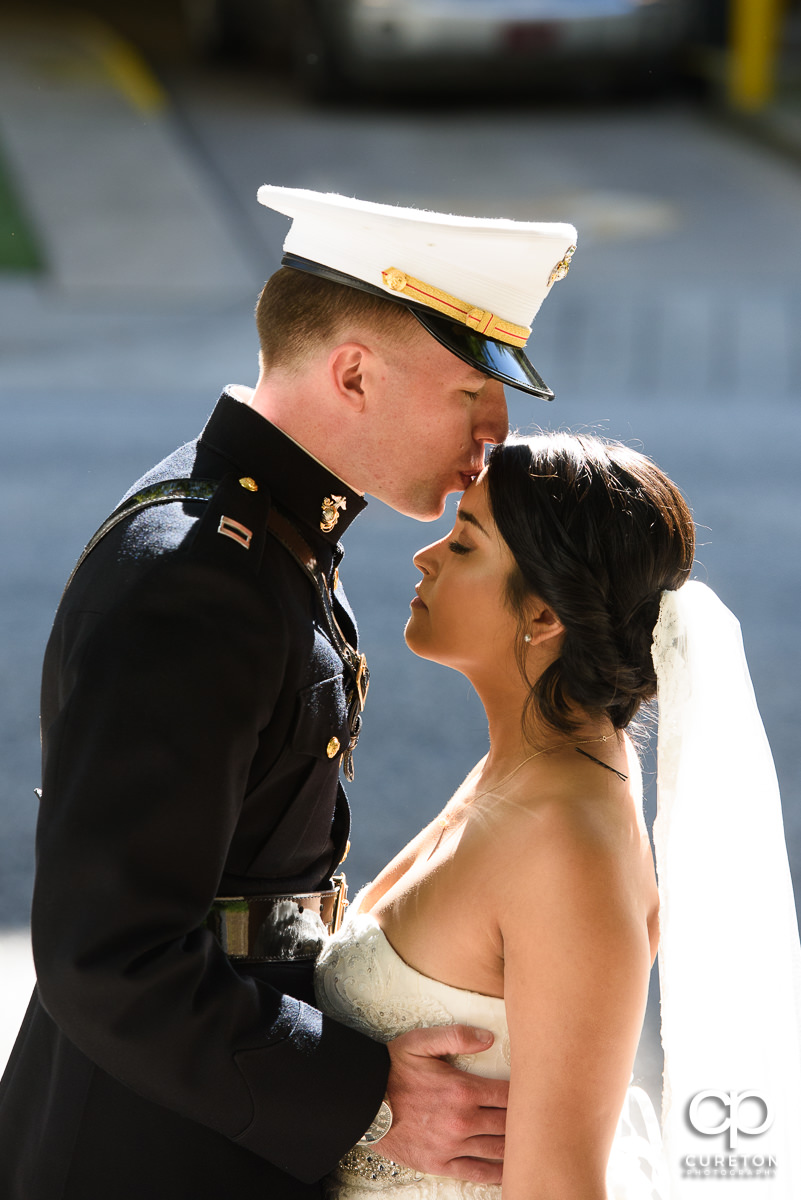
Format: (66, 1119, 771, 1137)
(354, 654, 369, 711)
(331, 872, 348, 934)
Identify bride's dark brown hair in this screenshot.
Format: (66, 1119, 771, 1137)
(485, 433, 695, 737)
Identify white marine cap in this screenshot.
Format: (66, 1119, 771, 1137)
(257, 185, 577, 400)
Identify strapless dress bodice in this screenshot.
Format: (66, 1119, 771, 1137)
(315, 912, 507, 1199)
(314, 912, 666, 1200)
(315, 912, 509, 1072)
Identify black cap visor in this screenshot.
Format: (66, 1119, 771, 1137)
(410, 308, 552, 400)
(282, 253, 554, 400)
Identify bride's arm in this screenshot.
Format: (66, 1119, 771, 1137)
(498, 804, 653, 1200)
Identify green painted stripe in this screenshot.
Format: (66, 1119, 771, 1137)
(0, 139, 44, 272)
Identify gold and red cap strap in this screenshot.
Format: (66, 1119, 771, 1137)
(381, 267, 530, 348)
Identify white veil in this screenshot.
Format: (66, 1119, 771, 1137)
(652, 582, 801, 1196)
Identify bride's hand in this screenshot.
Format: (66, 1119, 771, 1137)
(380, 1024, 507, 1183)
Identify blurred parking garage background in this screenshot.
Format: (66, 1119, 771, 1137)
(1, 0, 800, 1102)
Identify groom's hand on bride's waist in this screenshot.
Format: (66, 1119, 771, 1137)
(378, 1025, 507, 1184)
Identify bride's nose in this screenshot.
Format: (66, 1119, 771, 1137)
(412, 540, 440, 576)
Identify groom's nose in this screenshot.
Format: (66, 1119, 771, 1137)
(472, 379, 509, 449)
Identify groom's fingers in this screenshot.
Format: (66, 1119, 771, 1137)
(380, 1024, 508, 1181)
(455, 1069, 508, 1113)
(464, 1105, 506, 1136)
(462, 1134, 505, 1160)
(443, 1155, 505, 1185)
(394, 1023, 509, 1113)
(401, 1022, 498, 1058)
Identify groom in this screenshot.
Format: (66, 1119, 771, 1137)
(0, 188, 577, 1198)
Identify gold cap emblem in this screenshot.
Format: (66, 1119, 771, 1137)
(548, 244, 576, 287)
(321, 494, 347, 533)
(239, 476, 258, 492)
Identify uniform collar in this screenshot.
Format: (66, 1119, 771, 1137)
(200, 390, 367, 545)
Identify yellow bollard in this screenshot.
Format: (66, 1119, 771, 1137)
(729, 0, 784, 110)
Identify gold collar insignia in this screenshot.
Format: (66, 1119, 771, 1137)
(321, 494, 347, 533)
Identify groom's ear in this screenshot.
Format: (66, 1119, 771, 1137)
(327, 343, 374, 412)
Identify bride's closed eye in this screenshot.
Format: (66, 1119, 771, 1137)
(448, 541, 471, 556)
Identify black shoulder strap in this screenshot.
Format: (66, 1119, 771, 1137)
(62, 477, 369, 778)
(63, 479, 218, 596)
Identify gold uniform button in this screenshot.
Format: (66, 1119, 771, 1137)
(384, 268, 407, 292)
(239, 476, 258, 492)
(326, 737, 341, 759)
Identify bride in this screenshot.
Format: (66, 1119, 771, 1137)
(315, 432, 801, 1199)
(318, 433, 684, 1199)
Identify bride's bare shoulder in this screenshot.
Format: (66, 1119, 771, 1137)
(468, 737, 655, 924)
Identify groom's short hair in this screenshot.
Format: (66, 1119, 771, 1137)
(256, 266, 416, 373)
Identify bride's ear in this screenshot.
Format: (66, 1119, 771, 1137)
(523, 599, 565, 649)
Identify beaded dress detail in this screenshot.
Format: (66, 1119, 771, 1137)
(314, 912, 666, 1200)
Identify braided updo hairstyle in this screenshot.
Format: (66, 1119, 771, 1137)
(485, 434, 695, 736)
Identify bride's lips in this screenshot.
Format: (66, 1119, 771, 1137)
(411, 586, 428, 611)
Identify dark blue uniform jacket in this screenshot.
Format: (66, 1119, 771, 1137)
(0, 391, 390, 1199)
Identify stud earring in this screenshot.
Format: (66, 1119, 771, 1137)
(523, 634, 532, 643)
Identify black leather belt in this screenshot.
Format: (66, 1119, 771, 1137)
(206, 874, 347, 962)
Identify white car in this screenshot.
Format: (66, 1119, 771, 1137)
(292, 0, 694, 96)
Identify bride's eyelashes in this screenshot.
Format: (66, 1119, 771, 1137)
(448, 541, 471, 556)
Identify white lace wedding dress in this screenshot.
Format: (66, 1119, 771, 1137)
(314, 911, 667, 1200)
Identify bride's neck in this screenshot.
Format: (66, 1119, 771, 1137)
(465, 644, 613, 774)
(479, 691, 614, 777)
(482, 706, 532, 769)
(465, 636, 563, 769)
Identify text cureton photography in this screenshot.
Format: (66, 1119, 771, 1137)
(681, 1155, 777, 1179)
